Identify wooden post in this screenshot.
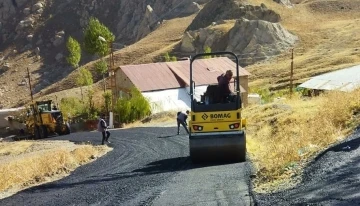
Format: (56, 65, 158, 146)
(290, 48, 294, 97)
(27, 67, 33, 101)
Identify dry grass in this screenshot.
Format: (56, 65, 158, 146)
(246, 0, 360, 89)
(0, 141, 112, 199)
(125, 111, 177, 128)
(244, 89, 360, 192)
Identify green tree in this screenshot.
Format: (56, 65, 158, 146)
(86, 87, 97, 119)
(204, 45, 212, 59)
(83, 17, 115, 57)
(103, 90, 112, 115)
(95, 60, 108, 92)
(66, 36, 81, 68)
(76, 67, 93, 102)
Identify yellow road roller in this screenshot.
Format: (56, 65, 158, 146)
(188, 51, 247, 163)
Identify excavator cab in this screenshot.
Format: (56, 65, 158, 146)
(26, 100, 70, 139)
(189, 51, 246, 163)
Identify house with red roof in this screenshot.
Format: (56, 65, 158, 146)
(112, 57, 251, 113)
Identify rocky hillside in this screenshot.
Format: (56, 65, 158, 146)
(1, 0, 360, 108)
(179, 0, 297, 65)
(0, 0, 209, 108)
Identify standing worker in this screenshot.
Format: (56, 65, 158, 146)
(98, 114, 111, 145)
(217, 70, 236, 102)
(177, 110, 190, 135)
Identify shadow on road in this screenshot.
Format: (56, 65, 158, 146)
(157, 134, 177, 138)
(133, 157, 189, 173)
(134, 156, 242, 174)
(29, 157, 190, 192)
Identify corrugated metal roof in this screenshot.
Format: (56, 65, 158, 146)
(120, 63, 184, 92)
(120, 57, 251, 92)
(298, 65, 360, 92)
(166, 57, 250, 87)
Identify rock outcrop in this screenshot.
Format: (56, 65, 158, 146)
(273, 0, 293, 7)
(187, 0, 281, 31)
(1, 0, 211, 49)
(226, 18, 297, 65)
(74, 0, 209, 43)
(180, 0, 297, 66)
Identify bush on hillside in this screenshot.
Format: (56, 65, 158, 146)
(114, 88, 151, 123)
(203, 45, 212, 59)
(163, 52, 177, 62)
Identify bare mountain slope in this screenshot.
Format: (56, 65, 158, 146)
(0, 0, 205, 108)
(1, 0, 360, 108)
(41, 15, 196, 98)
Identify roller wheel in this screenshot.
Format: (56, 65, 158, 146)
(34, 125, 41, 139)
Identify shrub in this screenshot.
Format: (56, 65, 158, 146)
(59, 97, 84, 120)
(164, 52, 170, 62)
(203, 46, 212, 59)
(170, 56, 177, 61)
(163, 52, 177, 62)
(114, 88, 151, 123)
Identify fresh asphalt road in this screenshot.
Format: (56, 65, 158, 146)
(256, 129, 360, 206)
(0, 127, 253, 206)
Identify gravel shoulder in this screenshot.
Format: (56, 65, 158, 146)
(255, 129, 360, 206)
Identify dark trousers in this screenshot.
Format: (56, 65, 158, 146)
(177, 119, 189, 134)
(102, 131, 110, 145)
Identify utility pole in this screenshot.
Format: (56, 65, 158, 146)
(289, 48, 294, 97)
(109, 41, 116, 128)
(27, 67, 33, 101)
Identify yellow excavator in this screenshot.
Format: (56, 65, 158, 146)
(188, 51, 247, 163)
(25, 100, 71, 139)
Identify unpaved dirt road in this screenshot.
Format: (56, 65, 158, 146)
(0, 127, 253, 206)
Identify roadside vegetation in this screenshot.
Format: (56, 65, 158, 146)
(244, 89, 360, 192)
(0, 141, 112, 198)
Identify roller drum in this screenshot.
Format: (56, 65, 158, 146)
(189, 131, 246, 163)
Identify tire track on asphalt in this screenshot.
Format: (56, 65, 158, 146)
(0, 127, 191, 206)
(0, 127, 252, 206)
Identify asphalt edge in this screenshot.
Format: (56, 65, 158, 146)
(246, 154, 259, 206)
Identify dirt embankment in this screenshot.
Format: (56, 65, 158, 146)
(0, 140, 112, 199)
